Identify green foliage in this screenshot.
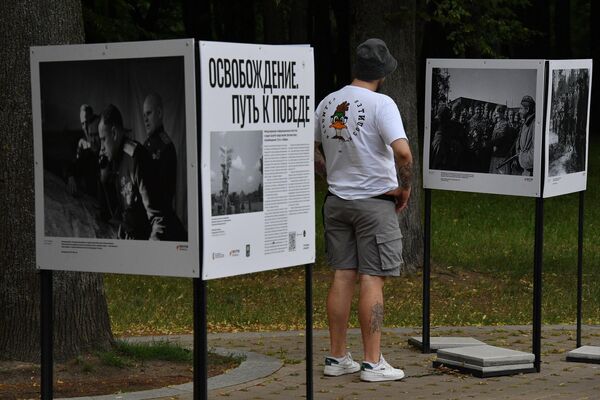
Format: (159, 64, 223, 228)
(113, 340, 193, 362)
(423, 0, 537, 57)
(97, 350, 129, 368)
(82, 0, 185, 43)
(95, 340, 245, 369)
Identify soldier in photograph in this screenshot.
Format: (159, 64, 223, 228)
(66, 104, 101, 197)
(430, 105, 465, 170)
(98, 104, 167, 240)
(489, 105, 517, 174)
(142, 93, 177, 208)
(141, 92, 187, 241)
(507, 109, 515, 129)
(514, 95, 536, 176)
(450, 102, 462, 122)
(466, 104, 488, 172)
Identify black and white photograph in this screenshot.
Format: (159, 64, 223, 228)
(429, 67, 537, 176)
(548, 69, 590, 176)
(423, 59, 545, 197)
(210, 131, 263, 216)
(39, 56, 188, 241)
(543, 59, 592, 198)
(32, 40, 199, 277)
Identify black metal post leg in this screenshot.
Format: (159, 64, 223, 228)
(423, 189, 431, 353)
(533, 197, 544, 372)
(577, 191, 584, 348)
(40, 269, 53, 400)
(194, 278, 208, 400)
(305, 263, 314, 400)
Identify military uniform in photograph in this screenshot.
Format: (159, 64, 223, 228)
(108, 138, 166, 240)
(144, 128, 177, 209)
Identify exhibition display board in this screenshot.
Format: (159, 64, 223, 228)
(32, 39, 317, 400)
(544, 59, 593, 198)
(30, 39, 200, 277)
(421, 57, 593, 374)
(423, 59, 546, 197)
(199, 41, 316, 279)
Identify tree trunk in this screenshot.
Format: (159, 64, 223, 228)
(262, 0, 286, 44)
(350, 0, 424, 270)
(311, 0, 336, 100)
(0, 0, 113, 362)
(289, 0, 308, 44)
(554, 0, 572, 58)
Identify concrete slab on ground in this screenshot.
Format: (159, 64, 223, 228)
(436, 344, 535, 367)
(566, 345, 600, 364)
(408, 336, 486, 351)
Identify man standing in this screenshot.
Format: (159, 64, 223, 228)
(142, 93, 187, 241)
(515, 95, 536, 176)
(142, 93, 177, 209)
(314, 38, 412, 382)
(66, 104, 101, 196)
(488, 105, 516, 174)
(98, 104, 166, 240)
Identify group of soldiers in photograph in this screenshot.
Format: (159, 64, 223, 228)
(65, 95, 187, 241)
(430, 96, 536, 176)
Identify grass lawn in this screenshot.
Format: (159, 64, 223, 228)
(105, 139, 600, 336)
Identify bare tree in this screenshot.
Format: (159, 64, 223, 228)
(0, 0, 113, 362)
(350, 0, 424, 269)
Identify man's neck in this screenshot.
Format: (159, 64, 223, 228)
(148, 125, 164, 138)
(350, 79, 378, 92)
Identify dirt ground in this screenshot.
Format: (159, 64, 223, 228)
(0, 353, 238, 400)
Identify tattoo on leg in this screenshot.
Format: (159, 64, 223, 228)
(370, 302, 384, 334)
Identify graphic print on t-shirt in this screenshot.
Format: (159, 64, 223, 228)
(321, 98, 367, 147)
(329, 101, 351, 141)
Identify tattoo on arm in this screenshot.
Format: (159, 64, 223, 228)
(370, 302, 384, 334)
(314, 142, 327, 179)
(398, 162, 413, 189)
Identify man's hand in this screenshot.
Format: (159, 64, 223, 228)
(386, 186, 411, 213)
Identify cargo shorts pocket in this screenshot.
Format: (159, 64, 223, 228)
(375, 230, 404, 270)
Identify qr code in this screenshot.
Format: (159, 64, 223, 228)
(289, 232, 296, 251)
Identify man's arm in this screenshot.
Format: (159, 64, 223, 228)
(389, 138, 413, 212)
(314, 141, 327, 180)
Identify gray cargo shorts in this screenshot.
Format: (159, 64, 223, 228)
(323, 194, 404, 276)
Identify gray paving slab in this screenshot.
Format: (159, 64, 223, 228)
(566, 345, 600, 363)
(437, 344, 535, 367)
(408, 336, 486, 351)
(435, 357, 534, 373)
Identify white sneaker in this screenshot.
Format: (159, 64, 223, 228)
(360, 355, 405, 382)
(324, 352, 361, 376)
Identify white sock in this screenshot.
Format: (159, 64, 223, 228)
(329, 353, 347, 361)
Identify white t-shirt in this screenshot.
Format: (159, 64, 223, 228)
(314, 85, 408, 200)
